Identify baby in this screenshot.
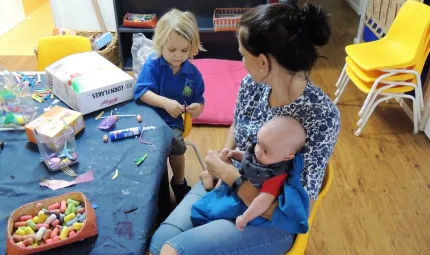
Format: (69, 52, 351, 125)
(201, 116, 306, 230)
(134, 9, 205, 204)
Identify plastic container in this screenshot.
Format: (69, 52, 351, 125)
(34, 122, 79, 171)
(123, 13, 157, 28)
(0, 68, 37, 131)
(213, 8, 250, 31)
(6, 192, 97, 255)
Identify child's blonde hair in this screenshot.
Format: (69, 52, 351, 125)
(152, 9, 205, 58)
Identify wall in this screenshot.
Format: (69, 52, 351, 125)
(346, 0, 364, 14)
(50, 0, 116, 31)
(22, 0, 48, 15)
(0, 0, 25, 38)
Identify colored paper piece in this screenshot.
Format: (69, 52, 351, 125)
(39, 170, 94, 190)
(95, 111, 104, 120)
(112, 169, 118, 180)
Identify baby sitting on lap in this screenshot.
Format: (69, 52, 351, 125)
(200, 116, 306, 230)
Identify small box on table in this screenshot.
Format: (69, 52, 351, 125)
(24, 105, 84, 144)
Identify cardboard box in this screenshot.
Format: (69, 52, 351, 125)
(45, 52, 135, 115)
(25, 106, 85, 144)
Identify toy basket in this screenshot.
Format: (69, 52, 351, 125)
(6, 192, 97, 255)
(213, 8, 250, 31)
(76, 31, 120, 67)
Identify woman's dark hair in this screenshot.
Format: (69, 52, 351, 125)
(239, 3, 331, 73)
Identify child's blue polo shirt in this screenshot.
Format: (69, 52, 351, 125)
(134, 54, 205, 131)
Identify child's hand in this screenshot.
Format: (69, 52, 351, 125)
(236, 215, 248, 231)
(186, 103, 203, 118)
(164, 99, 185, 118)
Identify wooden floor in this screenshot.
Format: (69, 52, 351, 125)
(2, 0, 430, 254)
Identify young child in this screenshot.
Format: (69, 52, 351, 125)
(134, 9, 205, 204)
(200, 116, 306, 230)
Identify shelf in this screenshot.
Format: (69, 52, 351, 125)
(118, 15, 216, 33)
(123, 57, 133, 71)
(119, 26, 155, 33)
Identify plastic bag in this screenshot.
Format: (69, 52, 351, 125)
(131, 33, 154, 79)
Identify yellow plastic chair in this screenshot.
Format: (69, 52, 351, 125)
(285, 161, 334, 255)
(182, 112, 205, 170)
(37, 35, 92, 71)
(345, 1, 430, 71)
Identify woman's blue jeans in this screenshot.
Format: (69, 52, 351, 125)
(149, 182, 294, 255)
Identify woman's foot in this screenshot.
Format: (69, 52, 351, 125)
(170, 177, 191, 204)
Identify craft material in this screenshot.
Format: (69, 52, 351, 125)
(98, 115, 118, 130)
(109, 127, 142, 141)
(103, 135, 108, 143)
(39, 170, 94, 191)
(112, 169, 119, 180)
(136, 114, 142, 122)
(0, 68, 37, 131)
(95, 111, 104, 120)
(10, 197, 87, 248)
(98, 114, 137, 119)
(134, 154, 147, 166)
(31, 89, 54, 103)
(25, 106, 84, 144)
(46, 52, 135, 114)
(123, 206, 138, 214)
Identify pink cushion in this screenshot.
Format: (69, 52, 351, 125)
(191, 59, 248, 125)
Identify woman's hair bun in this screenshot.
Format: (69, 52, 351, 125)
(298, 3, 331, 46)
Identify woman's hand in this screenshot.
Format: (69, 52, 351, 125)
(205, 150, 240, 186)
(186, 103, 204, 118)
(164, 99, 185, 118)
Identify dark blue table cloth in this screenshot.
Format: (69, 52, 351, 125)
(0, 74, 173, 254)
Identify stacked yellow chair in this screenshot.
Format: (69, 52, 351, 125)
(37, 35, 92, 71)
(333, 1, 430, 136)
(285, 162, 333, 255)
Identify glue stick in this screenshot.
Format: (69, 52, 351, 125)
(109, 127, 142, 141)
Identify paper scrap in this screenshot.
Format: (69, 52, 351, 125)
(51, 99, 60, 105)
(39, 170, 94, 190)
(112, 169, 118, 180)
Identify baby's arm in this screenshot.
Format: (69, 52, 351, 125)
(236, 173, 288, 230)
(236, 192, 276, 231)
(220, 149, 244, 162)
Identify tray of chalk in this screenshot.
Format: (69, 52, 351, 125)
(6, 192, 97, 255)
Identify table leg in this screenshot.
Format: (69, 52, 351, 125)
(157, 171, 172, 223)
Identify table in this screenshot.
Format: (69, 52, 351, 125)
(0, 74, 173, 254)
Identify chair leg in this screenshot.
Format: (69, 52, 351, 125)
(358, 79, 381, 117)
(336, 64, 347, 88)
(185, 141, 206, 171)
(355, 96, 394, 136)
(335, 74, 349, 96)
(357, 88, 383, 126)
(413, 96, 419, 134)
(334, 76, 350, 105)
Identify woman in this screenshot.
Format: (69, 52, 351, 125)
(148, 3, 340, 255)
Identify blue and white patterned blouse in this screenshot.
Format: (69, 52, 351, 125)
(233, 74, 340, 200)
